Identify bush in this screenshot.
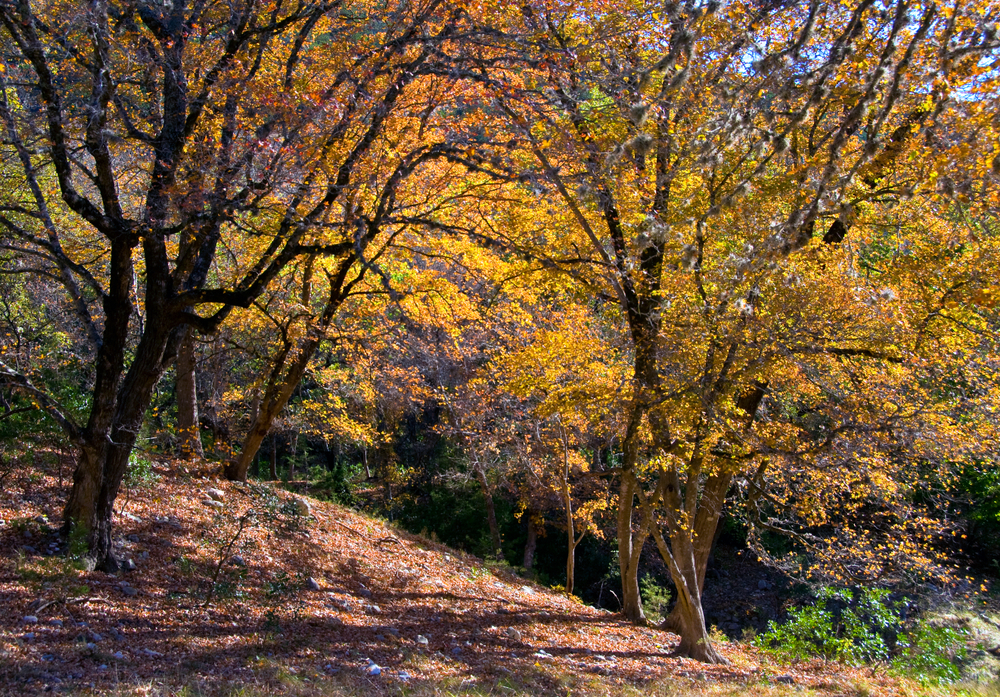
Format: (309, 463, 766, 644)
(640, 575, 672, 624)
(892, 622, 967, 684)
(755, 587, 969, 683)
(755, 587, 897, 664)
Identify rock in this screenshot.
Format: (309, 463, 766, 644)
(757, 579, 770, 590)
(416, 635, 429, 646)
(397, 670, 412, 681)
(364, 604, 381, 615)
(86, 643, 97, 650)
(126, 534, 140, 543)
(121, 586, 139, 597)
(123, 512, 142, 522)
(141, 648, 162, 657)
(112, 652, 124, 660)
(533, 649, 553, 659)
(451, 647, 462, 655)
(35, 515, 48, 524)
(24, 633, 35, 640)
(139, 551, 149, 560)
(366, 661, 381, 676)
(89, 632, 103, 642)
(205, 488, 225, 502)
(332, 599, 352, 612)
(123, 559, 137, 572)
(306, 577, 322, 591)
(48, 619, 63, 628)
(775, 675, 795, 685)
(110, 628, 124, 640)
(505, 627, 521, 641)
(387, 627, 400, 637)
(292, 498, 312, 516)
(203, 499, 224, 510)
(230, 555, 245, 567)
(23, 545, 37, 554)
(357, 587, 372, 598)
(24, 616, 38, 624)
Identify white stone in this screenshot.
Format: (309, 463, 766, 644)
(292, 498, 312, 516)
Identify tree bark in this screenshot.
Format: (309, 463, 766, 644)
(270, 434, 279, 480)
(176, 327, 203, 459)
(64, 315, 178, 571)
(523, 510, 538, 571)
(617, 475, 647, 623)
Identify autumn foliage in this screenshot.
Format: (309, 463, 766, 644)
(0, 0, 997, 665)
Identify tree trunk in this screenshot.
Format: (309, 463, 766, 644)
(561, 452, 577, 594)
(523, 511, 538, 571)
(617, 475, 647, 623)
(650, 519, 725, 663)
(64, 316, 178, 571)
(175, 327, 203, 459)
(270, 434, 279, 480)
(225, 256, 356, 482)
(661, 472, 733, 633)
(475, 465, 504, 561)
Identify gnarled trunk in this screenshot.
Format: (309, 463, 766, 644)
(617, 475, 647, 624)
(64, 314, 178, 571)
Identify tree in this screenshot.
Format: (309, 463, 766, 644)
(472, 0, 1000, 661)
(0, 0, 489, 569)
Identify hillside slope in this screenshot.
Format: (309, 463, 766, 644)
(0, 461, 921, 695)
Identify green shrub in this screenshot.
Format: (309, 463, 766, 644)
(891, 622, 967, 684)
(640, 575, 673, 624)
(756, 587, 969, 683)
(125, 452, 160, 488)
(755, 587, 897, 664)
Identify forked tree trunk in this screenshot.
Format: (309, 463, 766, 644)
(64, 316, 178, 571)
(617, 475, 647, 624)
(660, 472, 733, 633)
(175, 327, 203, 459)
(650, 519, 725, 664)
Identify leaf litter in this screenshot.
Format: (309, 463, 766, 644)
(0, 461, 920, 695)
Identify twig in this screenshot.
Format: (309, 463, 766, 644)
(203, 509, 255, 608)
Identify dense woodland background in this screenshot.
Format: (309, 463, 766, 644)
(0, 0, 999, 673)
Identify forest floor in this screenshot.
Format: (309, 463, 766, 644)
(0, 458, 993, 696)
